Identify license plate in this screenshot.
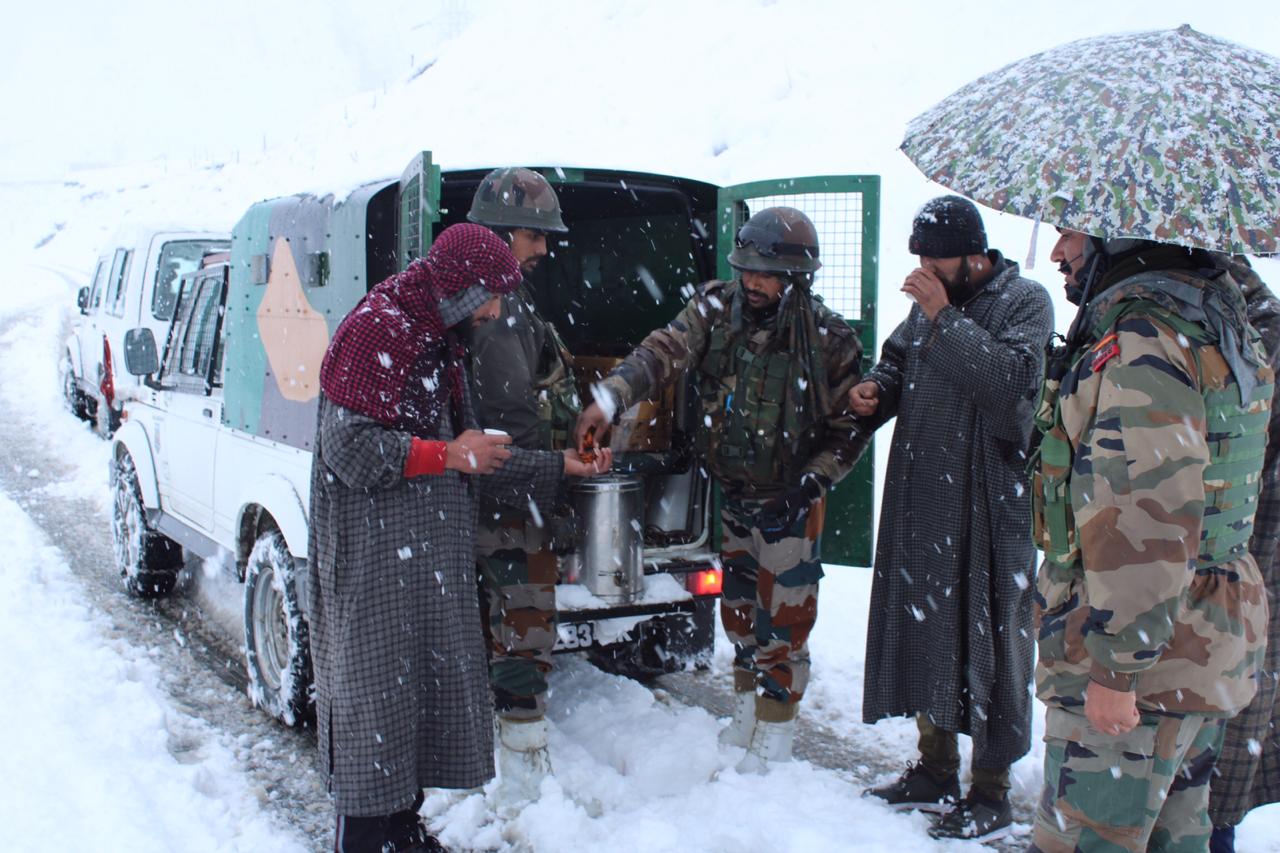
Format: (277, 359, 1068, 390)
(553, 621, 595, 651)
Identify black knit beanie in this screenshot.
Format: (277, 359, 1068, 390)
(908, 195, 987, 258)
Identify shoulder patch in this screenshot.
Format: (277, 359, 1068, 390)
(1091, 333, 1120, 372)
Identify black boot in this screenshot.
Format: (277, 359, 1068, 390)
(863, 762, 960, 812)
(927, 791, 1013, 842)
(385, 797, 448, 853)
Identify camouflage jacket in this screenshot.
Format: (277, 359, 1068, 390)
(598, 279, 863, 497)
(468, 283, 580, 452)
(468, 283, 579, 532)
(1033, 260, 1272, 716)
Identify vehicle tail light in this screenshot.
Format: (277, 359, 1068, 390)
(687, 568, 723, 596)
(100, 337, 115, 407)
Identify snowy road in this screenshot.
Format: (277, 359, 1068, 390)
(0, 308, 329, 850)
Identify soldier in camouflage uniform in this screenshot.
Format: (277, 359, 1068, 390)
(1028, 230, 1273, 853)
(574, 207, 865, 772)
(465, 168, 581, 806)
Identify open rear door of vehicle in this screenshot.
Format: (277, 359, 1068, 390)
(398, 151, 442, 270)
(716, 175, 880, 567)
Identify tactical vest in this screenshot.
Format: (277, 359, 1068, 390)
(695, 293, 819, 489)
(1031, 297, 1272, 572)
(531, 317, 580, 451)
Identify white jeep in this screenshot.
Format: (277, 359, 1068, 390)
(62, 225, 229, 435)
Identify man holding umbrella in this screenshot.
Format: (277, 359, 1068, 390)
(1027, 228, 1271, 852)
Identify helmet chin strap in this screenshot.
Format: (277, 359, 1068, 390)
(1064, 237, 1110, 342)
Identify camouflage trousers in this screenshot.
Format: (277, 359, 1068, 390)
(477, 519, 558, 722)
(1030, 706, 1225, 853)
(719, 496, 825, 719)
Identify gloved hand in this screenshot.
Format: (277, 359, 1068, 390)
(754, 474, 830, 544)
(547, 510, 581, 555)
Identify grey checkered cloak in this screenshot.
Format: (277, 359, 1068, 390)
(307, 390, 562, 816)
(1210, 257, 1280, 826)
(861, 256, 1053, 770)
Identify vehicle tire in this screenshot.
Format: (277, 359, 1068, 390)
(243, 529, 313, 726)
(110, 453, 182, 598)
(60, 352, 90, 421)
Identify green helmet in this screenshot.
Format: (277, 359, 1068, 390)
(727, 206, 822, 274)
(467, 167, 568, 233)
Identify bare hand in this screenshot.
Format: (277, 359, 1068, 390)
(563, 447, 613, 478)
(848, 380, 880, 416)
(902, 268, 949, 320)
(1085, 680, 1140, 736)
(446, 429, 512, 475)
(574, 403, 612, 453)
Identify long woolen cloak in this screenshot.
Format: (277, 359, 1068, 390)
(861, 256, 1052, 770)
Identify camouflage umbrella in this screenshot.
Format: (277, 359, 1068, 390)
(901, 25, 1280, 254)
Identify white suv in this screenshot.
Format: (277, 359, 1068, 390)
(62, 226, 229, 434)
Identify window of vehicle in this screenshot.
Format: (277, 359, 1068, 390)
(104, 248, 131, 317)
(85, 258, 107, 313)
(151, 239, 231, 321)
(160, 271, 226, 392)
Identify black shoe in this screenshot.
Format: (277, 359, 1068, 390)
(386, 817, 449, 853)
(927, 792, 1013, 842)
(863, 762, 960, 813)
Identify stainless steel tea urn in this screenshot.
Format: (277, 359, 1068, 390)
(561, 474, 645, 603)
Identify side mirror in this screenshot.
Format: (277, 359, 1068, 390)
(76, 286, 90, 313)
(123, 328, 160, 377)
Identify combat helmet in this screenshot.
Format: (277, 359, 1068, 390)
(727, 206, 822, 274)
(467, 167, 568, 233)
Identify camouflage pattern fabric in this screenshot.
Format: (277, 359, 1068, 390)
(468, 281, 578, 723)
(476, 519, 557, 721)
(598, 279, 863, 497)
(1033, 265, 1272, 717)
(719, 496, 825, 716)
(1030, 707, 1224, 852)
(902, 25, 1280, 254)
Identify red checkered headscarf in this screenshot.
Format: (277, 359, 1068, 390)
(318, 223, 521, 433)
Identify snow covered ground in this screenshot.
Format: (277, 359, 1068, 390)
(3, 1, 1280, 851)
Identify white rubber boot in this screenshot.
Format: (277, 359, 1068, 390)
(496, 717, 551, 809)
(718, 690, 757, 748)
(736, 717, 797, 774)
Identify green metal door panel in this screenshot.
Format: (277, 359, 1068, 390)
(398, 151, 442, 270)
(223, 200, 277, 440)
(715, 175, 881, 567)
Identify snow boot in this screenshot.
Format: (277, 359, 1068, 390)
(495, 716, 551, 808)
(718, 690, 756, 748)
(736, 700, 797, 774)
(863, 762, 960, 813)
(927, 791, 1013, 842)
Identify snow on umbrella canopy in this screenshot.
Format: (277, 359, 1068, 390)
(901, 25, 1280, 254)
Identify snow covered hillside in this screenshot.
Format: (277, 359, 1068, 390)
(2, 1, 1280, 851)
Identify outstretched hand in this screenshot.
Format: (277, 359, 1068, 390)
(446, 430, 512, 475)
(563, 447, 613, 478)
(574, 403, 612, 454)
